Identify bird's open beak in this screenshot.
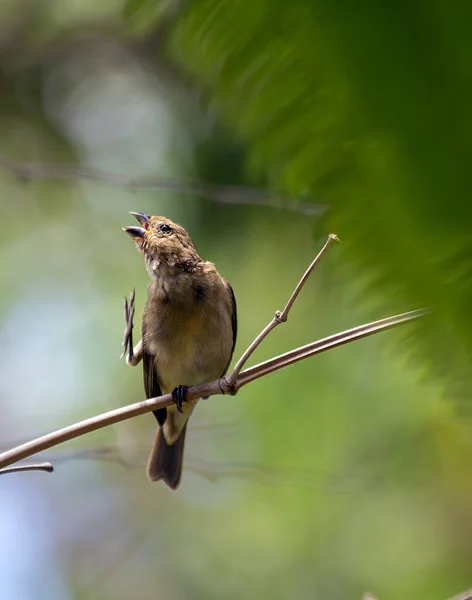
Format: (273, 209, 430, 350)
(123, 212, 151, 238)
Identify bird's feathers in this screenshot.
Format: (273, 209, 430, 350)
(147, 423, 188, 489)
(142, 321, 166, 427)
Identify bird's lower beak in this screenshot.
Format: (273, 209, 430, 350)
(123, 226, 146, 238)
(123, 212, 151, 238)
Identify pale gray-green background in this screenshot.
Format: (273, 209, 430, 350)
(0, 2, 471, 599)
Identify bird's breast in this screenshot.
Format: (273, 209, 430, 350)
(143, 292, 233, 393)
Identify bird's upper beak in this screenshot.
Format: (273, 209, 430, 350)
(123, 212, 150, 238)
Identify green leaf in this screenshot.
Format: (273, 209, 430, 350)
(168, 0, 472, 400)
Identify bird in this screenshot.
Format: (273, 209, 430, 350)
(121, 213, 237, 490)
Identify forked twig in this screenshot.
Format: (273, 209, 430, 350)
(0, 235, 428, 471)
(0, 309, 426, 471)
(227, 233, 339, 385)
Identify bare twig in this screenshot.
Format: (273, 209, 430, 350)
(0, 308, 426, 471)
(0, 462, 53, 475)
(227, 233, 339, 385)
(0, 157, 325, 216)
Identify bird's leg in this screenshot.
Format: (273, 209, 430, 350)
(121, 289, 135, 359)
(172, 385, 188, 413)
(121, 290, 143, 366)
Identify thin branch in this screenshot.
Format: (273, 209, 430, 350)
(0, 308, 426, 471)
(0, 157, 325, 216)
(236, 309, 428, 388)
(226, 233, 339, 385)
(0, 462, 53, 475)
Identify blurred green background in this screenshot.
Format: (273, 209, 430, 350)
(1, 1, 472, 599)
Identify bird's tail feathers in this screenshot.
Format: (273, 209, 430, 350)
(147, 424, 187, 490)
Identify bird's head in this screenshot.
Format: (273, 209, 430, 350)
(123, 213, 201, 278)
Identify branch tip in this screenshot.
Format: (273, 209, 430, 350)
(0, 462, 54, 475)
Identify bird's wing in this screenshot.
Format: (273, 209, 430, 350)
(142, 322, 167, 427)
(224, 281, 238, 374)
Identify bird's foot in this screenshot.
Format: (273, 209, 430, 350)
(172, 385, 188, 413)
(121, 289, 135, 361)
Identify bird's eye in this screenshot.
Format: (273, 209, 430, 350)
(159, 224, 172, 233)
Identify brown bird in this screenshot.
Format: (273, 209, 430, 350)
(122, 213, 237, 489)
